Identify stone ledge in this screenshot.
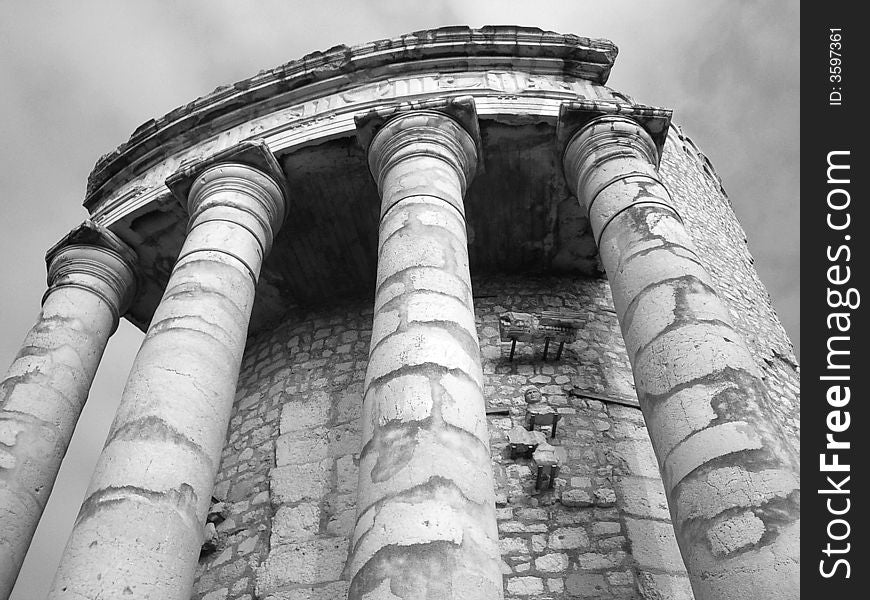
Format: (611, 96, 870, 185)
(85, 26, 616, 207)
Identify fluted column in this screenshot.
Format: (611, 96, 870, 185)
(347, 108, 502, 599)
(563, 115, 799, 600)
(0, 224, 135, 599)
(48, 142, 287, 600)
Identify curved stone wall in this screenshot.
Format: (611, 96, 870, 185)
(188, 126, 799, 600)
(193, 275, 696, 600)
(661, 126, 800, 448)
(3, 26, 798, 600)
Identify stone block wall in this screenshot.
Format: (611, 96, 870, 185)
(191, 275, 696, 600)
(192, 305, 373, 600)
(662, 126, 800, 447)
(190, 126, 799, 600)
(474, 277, 694, 599)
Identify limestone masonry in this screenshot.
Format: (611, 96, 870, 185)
(0, 26, 799, 600)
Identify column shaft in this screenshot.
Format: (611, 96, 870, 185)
(347, 111, 502, 599)
(564, 116, 799, 600)
(48, 160, 285, 599)
(0, 233, 134, 600)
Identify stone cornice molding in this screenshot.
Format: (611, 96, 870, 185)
(166, 140, 288, 265)
(85, 27, 616, 208)
(360, 96, 480, 203)
(44, 221, 139, 329)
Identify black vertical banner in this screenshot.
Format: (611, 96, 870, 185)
(802, 3, 866, 598)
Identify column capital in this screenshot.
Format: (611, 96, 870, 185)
(44, 221, 138, 328)
(165, 140, 288, 256)
(561, 115, 660, 210)
(356, 96, 480, 199)
(558, 102, 672, 211)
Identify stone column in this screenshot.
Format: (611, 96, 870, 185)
(347, 106, 502, 599)
(0, 223, 135, 600)
(562, 115, 799, 600)
(48, 142, 286, 600)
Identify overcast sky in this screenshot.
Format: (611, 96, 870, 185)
(1, 1, 798, 597)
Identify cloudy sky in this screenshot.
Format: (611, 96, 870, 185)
(1, 1, 798, 597)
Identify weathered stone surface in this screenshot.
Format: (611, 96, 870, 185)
(271, 504, 320, 545)
(564, 114, 799, 600)
(270, 460, 332, 504)
(280, 399, 331, 433)
(614, 476, 671, 520)
(191, 258, 799, 600)
(0, 226, 136, 597)
(636, 572, 695, 600)
(500, 537, 530, 555)
(577, 551, 626, 570)
(346, 107, 502, 600)
(612, 439, 661, 478)
(506, 576, 544, 595)
(48, 158, 285, 600)
(565, 573, 608, 597)
(335, 454, 358, 494)
(275, 428, 329, 466)
(624, 518, 686, 573)
(175, 68, 798, 600)
(561, 488, 594, 507)
(255, 538, 348, 592)
(548, 527, 589, 550)
(593, 488, 616, 507)
(263, 581, 350, 600)
(201, 588, 228, 600)
(592, 522, 622, 537)
(534, 552, 569, 572)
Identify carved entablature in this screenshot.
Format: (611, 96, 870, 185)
(83, 27, 645, 335)
(85, 27, 618, 218)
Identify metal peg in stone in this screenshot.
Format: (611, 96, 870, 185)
(507, 426, 547, 459)
(531, 441, 561, 490)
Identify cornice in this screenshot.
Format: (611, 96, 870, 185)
(84, 26, 617, 210)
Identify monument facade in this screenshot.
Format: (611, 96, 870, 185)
(0, 27, 800, 600)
